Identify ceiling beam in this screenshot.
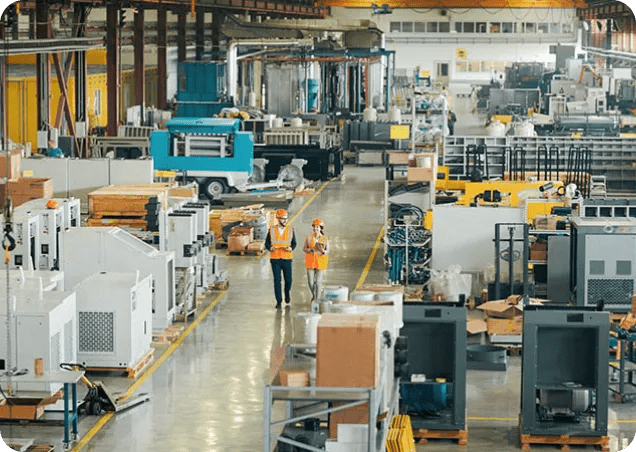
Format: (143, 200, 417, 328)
(316, 0, 586, 8)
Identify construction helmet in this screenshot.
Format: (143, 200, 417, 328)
(312, 218, 324, 227)
(45, 199, 58, 209)
(276, 209, 288, 218)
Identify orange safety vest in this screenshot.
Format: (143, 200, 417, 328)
(304, 234, 329, 270)
(270, 226, 294, 260)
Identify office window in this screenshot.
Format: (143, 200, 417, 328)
(468, 61, 481, 72)
(538, 23, 549, 33)
(414, 22, 426, 32)
(427, 22, 438, 32)
(439, 22, 450, 32)
(455, 61, 468, 72)
(490, 22, 501, 33)
(524, 22, 536, 33)
(463, 22, 474, 33)
(454, 22, 463, 32)
(562, 22, 574, 33)
(402, 22, 413, 32)
(390, 22, 401, 32)
(550, 23, 561, 33)
(476, 22, 487, 33)
(502, 22, 514, 33)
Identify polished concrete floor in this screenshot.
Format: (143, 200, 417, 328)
(2, 119, 636, 451)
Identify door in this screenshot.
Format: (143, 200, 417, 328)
(435, 61, 450, 87)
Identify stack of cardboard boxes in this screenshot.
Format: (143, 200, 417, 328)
(477, 297, 524, 337)
(0, 150, 54, 207)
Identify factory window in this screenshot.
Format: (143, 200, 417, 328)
(454, 22, 463, 32)
(524, 22, 536, 33)
(468, 61, 481, 72)
(94, 89, 101, 116)
(490, 22, 501, 33)
(402, 22, 413, 32)
(439, 22, 450, 33)
(414, 22, 426, 33)
(617, 260, 632, 276)
(463, 22, 475, 33)
(390, 22, 401, 32)
(589, 260, 605, 275)
(455, 61, 468, 72)
(562, 22, 574, 33)
(538, 23, 549, 34)
(502, 22, 514, 33)
(476, 22, 487, 33)
(550, 23, 561, 33)
(427, 22, 438, 32)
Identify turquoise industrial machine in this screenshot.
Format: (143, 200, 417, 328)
(150, 118, 254, 201)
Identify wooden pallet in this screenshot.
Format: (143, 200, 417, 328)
(520, 434, 609, 451)
(86, 349, 154, 380)
(25, 445, 55, 452)
(413, 428, 467, 445)
(175, 306, 197, 322)
(88, 183, 171, 216)
(227, 241, 266, 256)
(87, 217, 148, 228)
(505, 344, 523, 356)
(152, 325, 184, 344)
(210, 279, 229, 291)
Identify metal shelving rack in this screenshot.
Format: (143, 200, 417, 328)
(609, 332, 636, 403)
(263, 344, 400, 452)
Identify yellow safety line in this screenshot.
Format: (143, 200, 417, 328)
(355, 225, 385, 290)
(72, 291, 227, 451)
(288, 181, 330, 225)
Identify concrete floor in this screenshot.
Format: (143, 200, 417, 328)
(1, 141, 636, 451)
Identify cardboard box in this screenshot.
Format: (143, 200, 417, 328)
(0, 177, 54, 207)
(230, 225, 254, 242)
(477, 299, 523, 319)
(530, 239, 548, 261)
(0, 398, 48, 420)
(467, 317, 488, 335)
(387, 152, 410, 165)
(534, 214, 557, 230)
(279, 370, 309, 387)
(329, 402, 369, 439)
(0, 149, 21, 180)
(408, 152, 435, 168)
(407, 167, 434, 183)
(316, 314, 380, 388)
(487, 315, 523, 335)
(227, 234, 250, 252)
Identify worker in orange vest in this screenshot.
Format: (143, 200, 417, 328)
(303, 218, 329, 302)
(265, 209, 297, 309)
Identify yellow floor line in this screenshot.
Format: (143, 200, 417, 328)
(355, 225, 385, 290)
(72, 291, 227, 451)
(289, 181, 330, 225)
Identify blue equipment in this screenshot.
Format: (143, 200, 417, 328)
(150, 118, 254, 200)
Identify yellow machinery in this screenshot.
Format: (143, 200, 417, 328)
(456, 180, 564, 207)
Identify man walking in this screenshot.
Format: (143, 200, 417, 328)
(265, 209, 296, 309)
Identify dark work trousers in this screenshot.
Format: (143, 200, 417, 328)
(270, 258, 292, 304)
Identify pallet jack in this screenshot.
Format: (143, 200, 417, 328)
(60, 363, 150, 415)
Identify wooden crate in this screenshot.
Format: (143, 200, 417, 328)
(0, 177, 53, 207)
(0, 149, 21, 180)
(88, 183, 171, 217)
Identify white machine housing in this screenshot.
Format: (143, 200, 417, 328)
(0, 289, 76, 393)
(10, 211, 41, 271)
(161, 210, 198, 268)
(21, 197, 81, 230)
(75, 271, 152, 368)
(182, 202, 212, 288)
(15, 203, 63, 271)
(0, 267, 64, 291)
(60, 227, 176, 331)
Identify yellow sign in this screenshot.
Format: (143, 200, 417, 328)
(22, 170, 34, 177)
(420, 70, 430, 78)
(456, 48, 467, 59)
(390, 125, 410, 140)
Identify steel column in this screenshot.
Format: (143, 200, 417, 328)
(177, 13, 186, 62)
(0, 16, 6, 150)
(212, 11, 222, 59)
(157, 8, 167, 110)
(51, 54, 76, 137)
(106, 2, 120, 137)
(36, 0, 51, 150)
(134, 7, 145, 112)
(74, 4, 89, 158)
(196, 8, 205, 60)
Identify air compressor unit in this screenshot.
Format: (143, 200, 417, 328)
(182, 202, 212, 289)
(9, 211, 41, 271)
(74, 271, 153, 368)
(570, 217, 636, 311)
(15, 202, 63, 271)
(59, 227, 176, 332)
(0, 289, 76, 393)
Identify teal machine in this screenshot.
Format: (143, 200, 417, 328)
(150, 118, 254, 201)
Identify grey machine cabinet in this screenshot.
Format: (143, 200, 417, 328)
(570, 217, 636, 312)
(521, 307, 609, 436)
(400, 303, 466, 431)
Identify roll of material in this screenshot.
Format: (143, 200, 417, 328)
(318, 300, 332, 314)
(294, 313, 321, 345)
(273, 117, 284, 128)
(329, 303, 358, 314)
(323, 285, 349, 302)
(350, 291, 375, 302)
(374, 291, 404, 328)
(290, 117, 303, 128)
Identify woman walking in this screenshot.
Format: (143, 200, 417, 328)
(303, 218, 329, 301)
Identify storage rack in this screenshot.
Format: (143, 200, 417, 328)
(444, 135, 636, 191)
(263, 344, 399, 452)
(609, 330, 636, 403)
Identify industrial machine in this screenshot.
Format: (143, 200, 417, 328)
(150, 118, 254, 200)
(520, 306, 608, 438)
(59, 227, 176, 332)
(570, 217, 636, 312)
(15, 202, 63, 271)
(399, 303, 466, 434)
(182, 202, 213, 289)
(505, 62, 544, 89)
(74, 271, 152, 369)
(0, 267, 64, 291)
(0, 289, 76, 393)
(10, 211, 41, 271)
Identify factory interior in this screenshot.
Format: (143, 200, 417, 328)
(0, 0, 636, 451)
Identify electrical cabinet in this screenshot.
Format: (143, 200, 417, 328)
(182, 202, 213, 289)
(15, 203, 63, 271)
(570, 217, 636, 311)
(75, 272, 152, 368)
(10, 211, 40, 271)
(60, 227, 176, 332)
(162, 210, 198, 268)
(0, 289, 76, 393)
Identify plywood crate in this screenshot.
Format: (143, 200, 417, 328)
(0, 177, 53, 207)
(88, 183, 171, 217)
(0, 149, 21, 180)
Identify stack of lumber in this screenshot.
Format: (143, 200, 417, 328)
(86, 183, 173, 229)
(209, 204, 274, 244)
